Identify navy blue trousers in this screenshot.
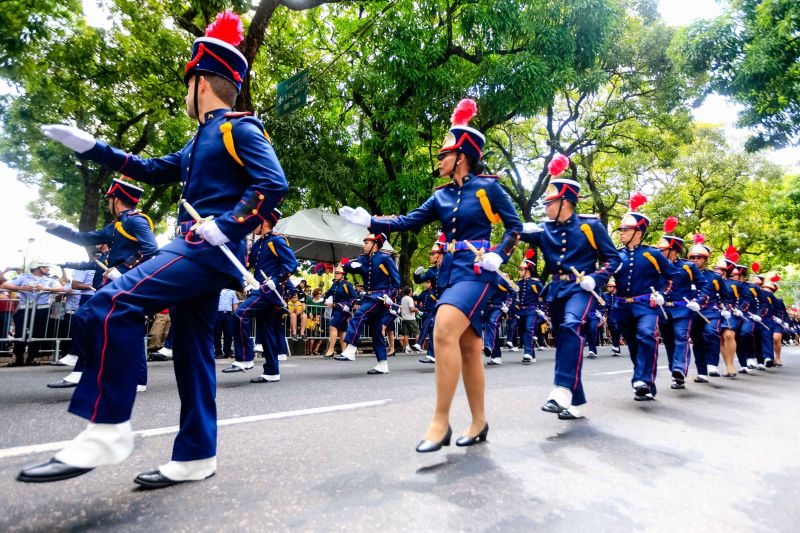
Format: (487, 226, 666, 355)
(582, 314, 601, 354)
(232, 288, 284, 365)
(482, 307, 502, 356)
(614, 306, 660, 395)
(755, 319, 774, 363)
(344, 294, 390, 361)
(607, 319, 621, 349)
(689, 313, 720, 376)
(519, 310, 539, 357)
(416, 314, 436, 356)
(661, 315, 693, 375)
(549, 291, 593, 406)
(214, 311, 234, 356)
(69, 251, 232, 462)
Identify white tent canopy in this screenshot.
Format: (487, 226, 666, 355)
(274, 208, 394, 262)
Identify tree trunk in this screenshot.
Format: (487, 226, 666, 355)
(235, 0, 282, 112)
(398, 232, 418, 287)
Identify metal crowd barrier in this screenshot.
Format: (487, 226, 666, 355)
(0, 289, 76, 360)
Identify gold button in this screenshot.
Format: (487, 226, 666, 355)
(557, 261, 561, 266)
(561, 248, 566, 252)
(252, 209, 258, 214)
(561, 240, 566, 244)
(258, 194, 264, 200)
(453, 208, 458, 212)
(559, 255, 564, 258)
(237, 217, 244, 222)
(451, 218, 456, 222)
(452, 228, 456, 232)
(457, 199, 461, 203)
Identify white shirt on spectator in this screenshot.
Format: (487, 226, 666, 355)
(7, 273, 60, 307)
(400, 295, 416, 320)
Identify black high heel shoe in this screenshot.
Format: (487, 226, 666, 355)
(415, 426, 452, 453)
(455, 423, 489, 447)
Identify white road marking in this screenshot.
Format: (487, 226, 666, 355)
(0, 399, 392, 459)
(594, 365, 668, 376)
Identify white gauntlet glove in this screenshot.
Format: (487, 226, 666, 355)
(521, 222, 544, 233)
(686, 300, 701, 312)
(579, 276, 596, 292)
(721, 310, 731, 320)
(478, 252, 503, 272)
(195, 220, 230, 246)
(734, 309, 744, 317)
(414, 266, 424, 275)
(105, 268, 122, 281)
(752, 315, 762, 323)
(501, 305, 509, 313)
(262, 278, 276, 291)
(338, 206, 372, 228)
(349, 261, 362, 269)
(650, 292, 665, 306)
(36, 219, 59, 230)
(324, 296, 334, 305)
(341, 305, 350, 313)
(41, 124, 96, 153)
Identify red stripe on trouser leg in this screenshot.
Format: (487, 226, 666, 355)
(651, 316, 660, 385)
(92, 256, 185, 422)
(574, 297, 594, 390)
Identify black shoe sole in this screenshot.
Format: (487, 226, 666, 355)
(17, 467, 93, 483)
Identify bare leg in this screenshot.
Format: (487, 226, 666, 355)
(721, 330, 737, 374)
(387, 330, 396, 354)
(325, 326, 338, 356)
(300, 313, 307, 336)
(773, 333, 783, 364)
(423, 305, 470, 441)
(289, 313, 297, 336)
(459, 325, 486, 437)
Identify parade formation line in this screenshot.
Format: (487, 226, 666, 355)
(0, 399, 392, 460)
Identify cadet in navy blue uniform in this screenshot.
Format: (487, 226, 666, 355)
(690, 250, 734, 380)
(413, 238, 443, 363)
(512, 249, 544, 365)
(225, 209, 296, 383)
(688, 237, 738, 378)
(482, 276, 516, 365)
(605, 279, 622, 356)
(40, 178, 157, 390)
(733, 264, 760, 372)
(340, 99, 522, 450)
(582, 297, 604, 360)
(334, 233, 401, 374)
(611, 194, 678, 401)
(655, 220, 707, 389)
(22, 12, 288, 488)
(519, 162, 621, 420)
(763, 276, 786, 366)
(322, 264, 355, 358)
(750, 271, 776, 369)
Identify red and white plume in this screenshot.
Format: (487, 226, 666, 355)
(340, 257, 350, 265)
(751, 261, 761, 274)
(525, 248, 536, 260)
(548, 154, 570, 177)
(205, 11, 245, 46)
(450, 99, 477, 126)
(663, 216, 678, 234)
(693, 234, 705, 245)
(629, 192, 648, 212)
(725, 246, 740, 263)
(770, 275, 781, 283)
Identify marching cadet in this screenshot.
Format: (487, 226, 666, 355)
(225, 208, 296, 383)
(415, 278, 439, 363)
(582, 297, 604, 360)
(322, 263, 356, 358)
(520, 158, 620, 420)
(656, 218, 707, 389)
(482, 273, 517, 366)
(605, 279, 622, 356)
(334, 233, 401, 374)
(340, 98, 522, 449)
(39, 177, 157, 390)
(689, 237, 737, 378)
(749, 265, 775, 369)
(413, 237, 443, 363)
(733, 263, 760, 373)
(762, 275, 786, 367)
(22, 12, 288, 488)
(611, 193, 677, 401)
(511, 249, 544, 365)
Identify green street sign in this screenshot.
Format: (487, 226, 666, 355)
(276, 69, 309, 116)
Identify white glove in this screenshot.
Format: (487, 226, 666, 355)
(105, 268, 122, 281)
(341, 305, 350, 313)
(382, 294, 393, 306)
(389, 308, 398, 317)
(579, 275, 596, 292)
(262, 278, 276, 291)
(752, 314, 762, 323)
(501, 305, 509, 313)
(349, 261, 362, 269)
(536, 309, 546, 317)
(41, 124, 96, 153)
(338, 206, 372, 228)
(324, 296, 333, 305)
(734, 309, 744, 317)
(687, 300, 701, 312)
(414, 266, 424, 275)
(650, 292, 665, 306)
(721, 310, 732, 319)
(36, 219, 59, 230)
(478, 252, 503, 272)
(194, 220, 230, 246)
(595, 310, 603, 319)
(521, 222, 544, 233)
(774, 318, 783, 326)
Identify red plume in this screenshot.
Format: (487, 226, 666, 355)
(205, 11, 245, 46)
(770, 275, 781, 283)
(547, 154, 570, 177)
(450, 99, 477, 126)
(751, 262, 760, 274)
(693, 234, 705, 245)
(340, 257, 350, 265)
(525, 248, 536, 260)
(724, 246, 739, 263)
(629, 192, 648, 212)
(436, 233, 446, 244)
(663, 216, 678, 234)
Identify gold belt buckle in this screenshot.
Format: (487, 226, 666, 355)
(625, 297, 634, 303)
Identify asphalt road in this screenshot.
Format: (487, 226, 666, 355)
(0, 345, 798, 532)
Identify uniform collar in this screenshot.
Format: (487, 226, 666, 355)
(625, 243, 642, 252)
(116, 208, 136, 220)
(554, 212, 577, 227)
(203, 108, 231, 122)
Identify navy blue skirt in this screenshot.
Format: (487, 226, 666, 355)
(437, 281, 496, 336)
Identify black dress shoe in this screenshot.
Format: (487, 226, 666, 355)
(634, 383, 650, 398)
(541, 399, 566, 413)
(47, 379, 78, 389)
(415, 426, 452, 453)
(134, 470, 189, 490)
(366, 368, 387, 375)
(557, 409, 585, 420)
(17, 458, 93, 483)
(221, 365, 250, 373)
(455, 423, 489, 447)
(250, 376, 279, 383)
(149, 353, 169, 362)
